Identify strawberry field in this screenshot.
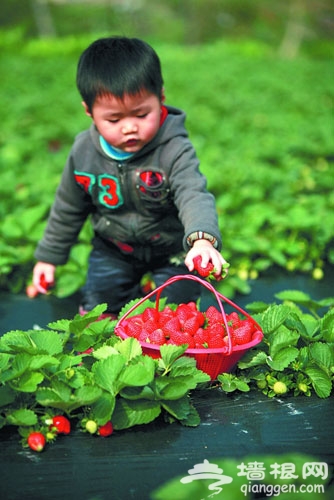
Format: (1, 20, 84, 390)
(0, 30, 333, 298)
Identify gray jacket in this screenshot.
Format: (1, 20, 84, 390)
(35, 105, 222, 264)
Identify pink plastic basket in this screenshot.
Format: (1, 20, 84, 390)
(115, 274, 263, 380)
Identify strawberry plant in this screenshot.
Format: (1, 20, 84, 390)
(218, 290, 334, 399)
(0, 304, 210, 451)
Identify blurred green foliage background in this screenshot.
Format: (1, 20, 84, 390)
(0, 0, 333, 299)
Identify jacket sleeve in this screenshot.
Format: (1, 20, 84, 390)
(34, 154, 92, 265)
(166, 137, 222, 251)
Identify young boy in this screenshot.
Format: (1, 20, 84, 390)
(33, 36, 227, 317)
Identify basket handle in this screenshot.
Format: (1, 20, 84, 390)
(115, 274, 261, 355)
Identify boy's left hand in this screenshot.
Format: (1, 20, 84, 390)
(184, 239, 229, 281)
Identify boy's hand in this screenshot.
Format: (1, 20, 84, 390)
(185, 240, 229, 281)
(31, 262, 56, 295)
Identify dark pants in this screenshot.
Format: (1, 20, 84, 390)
(81, 241, 200, 314)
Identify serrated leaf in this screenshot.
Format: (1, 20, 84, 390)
(153, 376, 197, 400)
(120, 385, 156, 400)
(115, 337, 142, 361)
(309, 342, 334, 371)
(91, 393, 116, 424)
(0, 330, 38, 354)
(48, 318, 71, 332)
(304, 366, 332, 398)
(237, 350, 268, 369)
(266, 346, 299, 371)
(0, 353, 31, 382)
(0, 385, 16, 407)
(92, 345, 119, 360)
(112, 398, 161, 430)
(6, 408, 38, 426)
(269, 329, 299, 357)
(260, 304, 291, 334)
(245, 301, 272, 313)
(321, 309, 334, 342)
(73, 385, 103, 406)
(118, 356, 155, 387)
(16, 371, 44, 392)
(36, 387, 70, 409)
(92, 355, 126, 393)
(159, 344, 187, 370)
(161, 396, 193, 421)
(29, 355, 60, 370)
(29, 330, 64, 355)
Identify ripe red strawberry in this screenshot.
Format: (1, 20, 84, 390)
(193, 255, 215, 278)
(149, 328, 166, 345)
(50, 415, 71, 435)
(27, 432, 46, 452)
(207, 334, 226, 348)
(142, 307, 159, 322)
(161, 317, 182, 339)
(143, 317, 159, 333)
(98, 421, 113, 437)
(205, 305, 223, 326)
(183, 316, 200, 336)
(126, 319, 143, 338)
(193, 328, 209, 347)
(176, 303, 193, 323)
(207, 322, 225, 338)
(40, 273, 53, 291)
(231, 320, 254, 345)
(226, 312, 242, 328)
(169, 330, 194, 347)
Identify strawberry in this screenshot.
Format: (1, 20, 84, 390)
(226, 312, 242, 328)
(183, 316, 200, 336)
(50, 415, 71, 435)
(205, 305, 223, 326)
(176, 303, 193, 323)
(193, 328, 209, 347)
(207, 334, 226, 349)
(142, 307, 159, 322)
(206, 322, 225, 338)
(126, 319, 143, 338)
(169, 330, 194, 347)
(193, 255, 215, 278)
(161, 317, 182, 339)
(27, 432, 46, 452)
(149, 328, 166, 345)
(143, 317, 159, 333)
(231, 320, 254, 345)
(98, 421, 113, 437)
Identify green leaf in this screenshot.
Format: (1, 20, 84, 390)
(15, 371, 44, 392)
(237, 350, 268, 369)
(92, 355, 127, 393)
(118, 356, 155, 387)
(6, 408, 38, 426)
(0, 385, 16, 407)
(269, 329, 299, 358)
(29, 329, 64, 355)
(120, 385, 156, 401)
(36, 387, 68, 408)
(115, 336, 143, 361)
(29, 355, 60, 370)
(308, 342, 334, 371)
(266, 346, 299, 371)
(321, 309, 334, 342)
(161, 396, 192, 421)
(91, 393, 116, 425)
(260, 304, 291, 334)
(153, 376, 197, 400)
(91, 345, 119, 360)
(112, 398, 161, 430)
(0, 353, 31, 382)
(159, 344, 187, 370)
(304, 366, 332, 398)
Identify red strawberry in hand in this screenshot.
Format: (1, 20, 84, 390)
(193, 255, 215, 279)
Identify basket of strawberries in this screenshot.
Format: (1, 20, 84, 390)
(114, 274, 263, 380)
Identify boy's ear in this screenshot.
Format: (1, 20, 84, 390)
(82, 101, 92, 117)
(161, 88, 166, 103)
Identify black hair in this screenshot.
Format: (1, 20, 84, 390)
(76, 36, 164, 112)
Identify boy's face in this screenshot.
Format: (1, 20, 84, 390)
(83, 90, 163, 153)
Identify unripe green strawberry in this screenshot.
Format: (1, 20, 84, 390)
(273, 381, 288, 395)
(85, 420, 98, 434)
